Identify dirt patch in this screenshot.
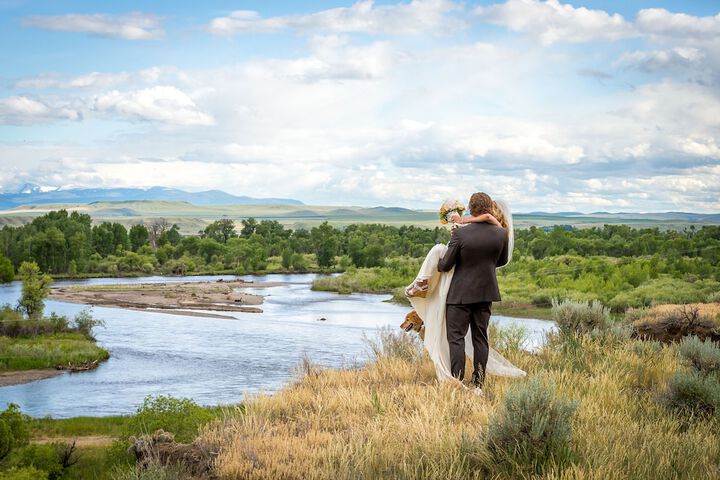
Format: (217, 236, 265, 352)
(50, 279, 281, 315)
(0, 369, 63, 387)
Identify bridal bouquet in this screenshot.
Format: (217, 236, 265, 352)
(439, 199, 465, 225)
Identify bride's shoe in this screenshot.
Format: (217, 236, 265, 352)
(404, 278, 429, 298)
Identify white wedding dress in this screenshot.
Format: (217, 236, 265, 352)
(408, 200, 526, 383)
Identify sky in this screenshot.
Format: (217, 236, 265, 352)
(0, 0, 719, 212)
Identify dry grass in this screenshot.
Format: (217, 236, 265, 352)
(630, 303, 720, 324)
(201, 331, 720, 479)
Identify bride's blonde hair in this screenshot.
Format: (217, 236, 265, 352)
(491, 200, 509, 230)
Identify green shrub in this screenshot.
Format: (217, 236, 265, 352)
(663, 370, 720, 417)
(678, 336, 720, 376)
(73, 308, 105, 339)
(2, 443, 63, 480)
(490, 322, 529, 353)
(0, 404, 30, 451)
(552, 298, 611, 335)
(0, 421, 11, 459)
(107, 395, 215, 468)
(365, 327, 423, 362)
(125, 395, 214, 444)
(487, 376, 577, 473)
(0, 467, 48, 480)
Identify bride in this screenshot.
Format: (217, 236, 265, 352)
(405, 198, 525, 385)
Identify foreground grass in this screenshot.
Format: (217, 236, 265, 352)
(0, 333, 109, 371)
(200, 331, 719, 479)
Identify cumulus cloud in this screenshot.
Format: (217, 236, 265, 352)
(207, 0, 463, 36)
(475, 0, 636, 45)
(0, 96, 81, 124)
(22, 12, 164, 40)
(616, 47, 705, 73)
(92, 86, 214, 126)
(243, 35, 402, 82)
(635, 8, 720, 42)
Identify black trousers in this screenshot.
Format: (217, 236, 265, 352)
(446, 302, 492, 386)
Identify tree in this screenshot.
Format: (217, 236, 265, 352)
(158, 224, 182, 246)
(148, 218, 170, 248)
(129, 224, 150, 251)
(17, 261, 52, 319)
(204, 219, 236, 244)
(0, 255, 13, 283)
(240, 218, 258, 237)
(311, 222, 339, 268)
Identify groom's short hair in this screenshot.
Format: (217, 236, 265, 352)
(469, 192, 493, 217)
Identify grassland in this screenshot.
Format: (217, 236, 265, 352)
(199, 328, 720, 479)
(1, 201, 718, 233)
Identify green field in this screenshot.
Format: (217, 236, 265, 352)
(1, 200, 718, 233)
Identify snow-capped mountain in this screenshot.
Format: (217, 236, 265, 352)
(17, 183, 62, 194)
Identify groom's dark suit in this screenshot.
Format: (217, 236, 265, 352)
(438, 222, 509, 386)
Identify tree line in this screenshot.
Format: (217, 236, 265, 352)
(0, 209, 718, 280)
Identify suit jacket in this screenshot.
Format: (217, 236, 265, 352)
(438, 223, 509, 304)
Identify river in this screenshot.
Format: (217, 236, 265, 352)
(0, 274, 555, 418)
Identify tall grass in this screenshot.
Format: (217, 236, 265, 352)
(201, 328, 720, 479)
(0, 334, 109, 371)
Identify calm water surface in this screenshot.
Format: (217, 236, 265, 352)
(0, 274, 554, 418)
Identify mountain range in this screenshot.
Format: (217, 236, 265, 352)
(0, 184, 303, 210)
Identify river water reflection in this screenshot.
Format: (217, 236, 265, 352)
(0, 274, 554, 418)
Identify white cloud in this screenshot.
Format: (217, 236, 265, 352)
(207, 0, 463, 36)
(0, 96, 81, 124)
(636, 8, 720, 42)
(616, 47, 705, 73)
(243, 35, 401, 82)
(22, 12, 164, 40)
(16, 72, 131, 90)
(93, 86, 214, 126)
(475, 0, 636, 45)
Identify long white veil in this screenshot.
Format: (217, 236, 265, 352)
(495, 198, 514, 267)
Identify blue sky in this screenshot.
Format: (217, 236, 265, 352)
(1, 0, 718, 212)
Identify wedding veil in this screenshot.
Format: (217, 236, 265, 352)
(495, 198, 514, 268)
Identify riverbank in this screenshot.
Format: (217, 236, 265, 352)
(0, 333, 109, 386)
(49, 279, 279, 315)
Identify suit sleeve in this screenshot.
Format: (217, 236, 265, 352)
(496, 230, 509, 267)
(438, 230, 460, 272)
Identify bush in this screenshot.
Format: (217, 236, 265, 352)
(0, 404, 30, 451)
(0, 467, 48, 480)
(0, 421, 11, 459)
(663, 370, 720, 416)
(73, 308, 105, 339)
(125, 396, 214, 444)
(365, 327, 423, 362)
(487, 376, 577, 473)
(2, 444, 63, 480)
(678, 336, 720, 376)
(490, 322, 529, 353)
(107, 395, 215, 468)
(552, 298, 611, 336)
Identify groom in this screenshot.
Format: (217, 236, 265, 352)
(438, 192, 509, 391)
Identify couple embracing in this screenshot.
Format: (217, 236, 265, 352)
(405, 192, 525, 396)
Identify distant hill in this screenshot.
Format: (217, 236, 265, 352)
(0, 185, 303, 209)
(0, 198, 717, 233)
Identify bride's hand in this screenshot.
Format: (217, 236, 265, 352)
(448, 212, 463, 224)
